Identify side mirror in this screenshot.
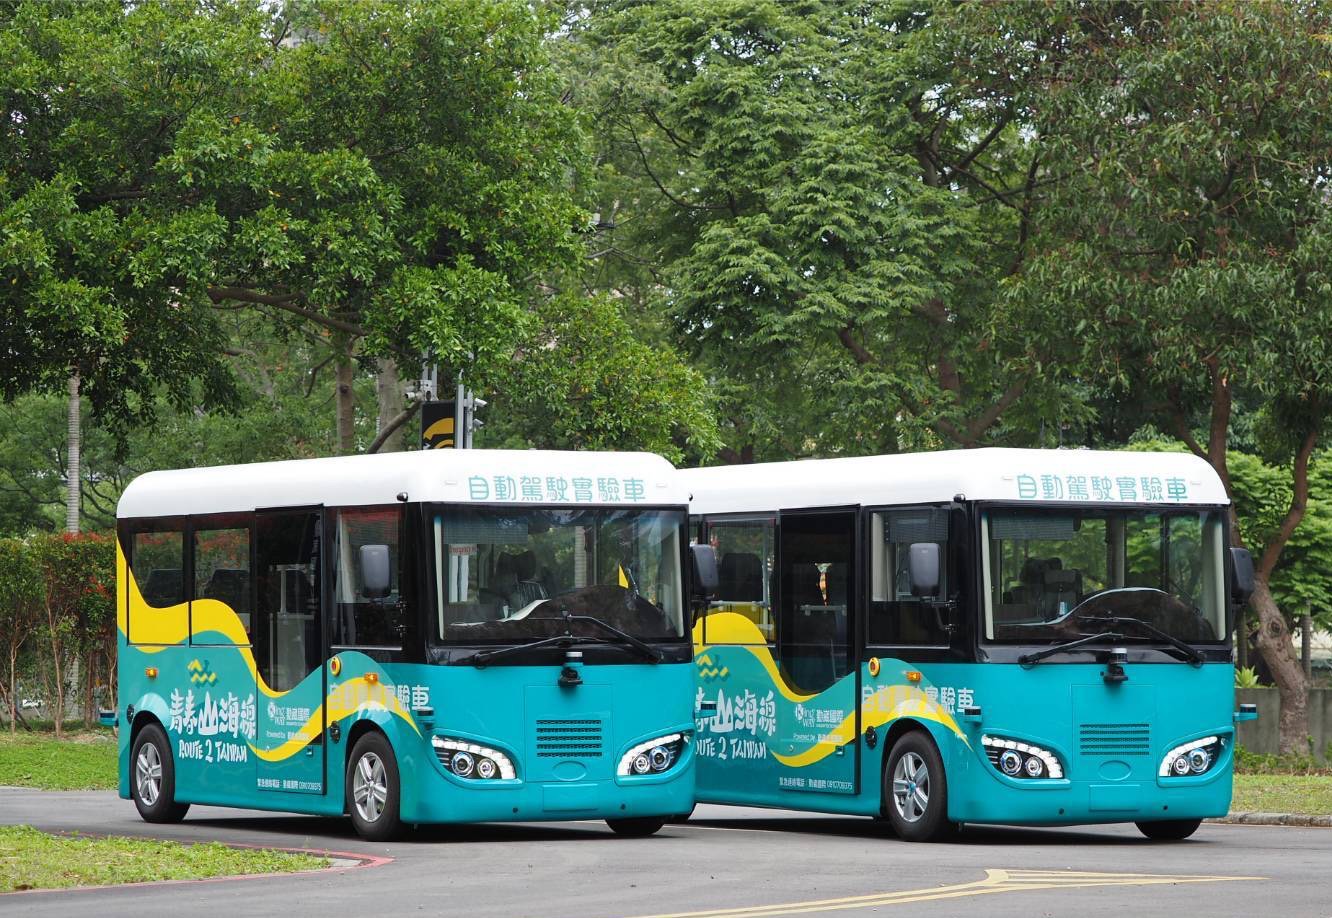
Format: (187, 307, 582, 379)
(690, 544, 719, 600)
(359, 544, 392, 600)
(1228, 547, 1254, 604)
(908, 543, 941, 598)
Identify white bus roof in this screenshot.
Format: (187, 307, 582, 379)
(680, 448, 1228, 514)
(118, 449, 684, 519)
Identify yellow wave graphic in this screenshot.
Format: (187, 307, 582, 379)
(117, 544, 286, 699)
(694, 612, 968, 768)
(772, 684, 969, 768)
(250, 676, 420, 762)
(693, 613, 817, 704)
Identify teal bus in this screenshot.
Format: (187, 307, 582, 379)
(682, 448, 1255, 841)
(113, 449, 695, 839)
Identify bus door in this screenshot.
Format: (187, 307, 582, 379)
(774, 509, 859, 796)
(253, 507, 326, 795)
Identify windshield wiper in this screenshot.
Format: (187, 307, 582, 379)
(1080, 615, 1205, 666)
(455, 634, 578, 667)
(560, 612, 662, 663)
(1019, 632, 1125, 667)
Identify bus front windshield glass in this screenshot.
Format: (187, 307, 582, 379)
(432, 507, 685, 644)
(982, 508, 1227, 646)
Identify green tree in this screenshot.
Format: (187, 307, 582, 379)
(0, 538, 43, 732)
(999, 1, 1332, 750)
(1, 0, 266, 435)
(569, 0, 1077, 462)
(29, 532, 112, 736)
(485, 295, 720, 463)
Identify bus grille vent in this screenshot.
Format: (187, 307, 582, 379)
(1079, 723, 1151, 756)
(536, 718, 604, 758)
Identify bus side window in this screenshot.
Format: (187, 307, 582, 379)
(334, 507, 405, 649)
(701, 518, 776, 645)
(868, 509, 949, 646)
(193, 523, 252, 641)
(128, 526, 186, 645)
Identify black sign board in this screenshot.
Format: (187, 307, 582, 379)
(420, 400, 456, 449)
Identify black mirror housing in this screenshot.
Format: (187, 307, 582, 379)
(359, 544, 392, 599)
(1228, 547, 1255, 604)
(908, 542, 941, 598)
(690, 543, 719, 600)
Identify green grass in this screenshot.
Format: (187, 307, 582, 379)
(1231, 774, 1332, 816)
(0, 730, 117, 790)
(0, 825, 328, 892)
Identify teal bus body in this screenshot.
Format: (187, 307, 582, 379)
(684, 449, 1250, 840)
(114, 450, 695, 837)
(116, 646, 694, 824)
(692, 652, 1234, 825)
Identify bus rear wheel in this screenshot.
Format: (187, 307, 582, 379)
(347, 732, 402, 841)
(883, 731, 955, 843)
(131, 723, 190, 824)
(606, 816, 667, 837)
(1136, 818, 1202, 841)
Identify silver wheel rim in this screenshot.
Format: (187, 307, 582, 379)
(352, 751, 388, 823)
(135, 742, 162, 807)
(892, 751, 930, 823)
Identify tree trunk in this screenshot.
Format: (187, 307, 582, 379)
(1249, 578, 1309, 754)
(83, 652, 94, 728)
(375, 360, 405, 453)
(7, 646, 15, 735)
(66, 372, 80, 533)
(335, 338, 356, 453)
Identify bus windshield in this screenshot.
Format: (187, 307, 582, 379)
(982, 507, 1227, 646)
(432, 506, 685, 645)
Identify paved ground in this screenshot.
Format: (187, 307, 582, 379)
(2, 789, 1329, 917)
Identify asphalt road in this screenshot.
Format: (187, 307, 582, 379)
(2, 788, 1329, 917)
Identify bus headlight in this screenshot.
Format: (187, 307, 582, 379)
(617, 733, 688, 777)
(432, 736, 516, 780)
(1159, 736, 1223, 778)
(982, 735, 1063, 779)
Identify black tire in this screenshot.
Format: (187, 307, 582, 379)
(606, 816, 667, 837)
(1136, 818, 1202, 841)
(347, 732, 403, 841)
(883, 731, 955, 842)
(130, 722, 190, 823)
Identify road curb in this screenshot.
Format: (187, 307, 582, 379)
(1209, 812, 1332, 827)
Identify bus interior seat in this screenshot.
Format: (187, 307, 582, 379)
(204, 568, 250, 612)
(717, 551, 769, 630)
(1043, 567, 1081, 618)
(508, 550, 547, 607)
(142, 568, 182, 607)
(719, 552, 764, 602)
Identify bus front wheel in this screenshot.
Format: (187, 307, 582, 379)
(606, 816, 667, 837)
(131, 723, 190, 824)
(347, 732, 403, 841)
(883, 731, 955, 843)
(1135, 818, 1202, 841)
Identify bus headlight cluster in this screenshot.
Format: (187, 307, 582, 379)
(1159, 736, 1223, 778)
(982, 735, 1063, 779)
(617, 732, 688, 777)
(432, 736, 516, 781)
